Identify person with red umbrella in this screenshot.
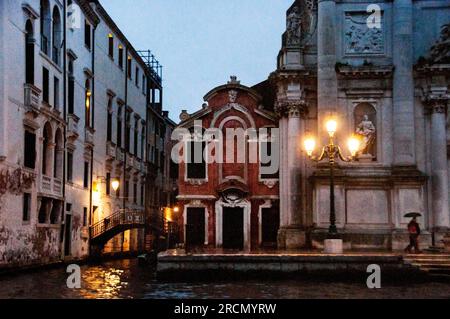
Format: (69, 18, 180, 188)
(404, 212, 422, 254)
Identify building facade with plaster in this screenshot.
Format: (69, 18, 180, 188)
(0, 0, 175, 269)
(178, 0, 450, 251)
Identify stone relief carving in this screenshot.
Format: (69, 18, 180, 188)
(262, 179, 278, 189)
(284, 0, 317, 47)
(286, 6, 302, 46)
(228, 90, 238, 104)
(344, 12, 384, 55)
(429, 23, 450, 64)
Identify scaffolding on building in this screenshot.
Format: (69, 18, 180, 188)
(137, 50, 163, 86)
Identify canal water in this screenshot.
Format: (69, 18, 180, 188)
(0, 259, 449, 299)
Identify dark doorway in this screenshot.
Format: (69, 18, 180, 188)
(223, 207, 244, 250)
(186, 208, 205, 247)
(261, 206, 280, 247)
(64, 214, 72, 256)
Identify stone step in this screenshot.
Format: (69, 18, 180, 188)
(421, 267, 450, 275)
(406, 260, 450, 264)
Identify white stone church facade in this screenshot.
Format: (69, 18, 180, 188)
(274, 0, 450, 250)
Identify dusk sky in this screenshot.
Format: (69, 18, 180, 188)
(101, 0, 293, 121)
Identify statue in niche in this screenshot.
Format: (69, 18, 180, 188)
(286, 6, 302, 46)
(355, 114, 376, 156)
(354, 103, 377, 159)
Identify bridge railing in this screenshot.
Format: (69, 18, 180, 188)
(90, 209, 145, 239)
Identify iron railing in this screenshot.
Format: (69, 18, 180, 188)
(90, 209, 145, 239)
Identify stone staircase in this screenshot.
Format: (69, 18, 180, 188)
(403, 254, 450, 276)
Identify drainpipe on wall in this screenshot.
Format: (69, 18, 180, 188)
(122, 47, 129, 252)
(88, 25, 96, 235)
(61, 0, 67, 260)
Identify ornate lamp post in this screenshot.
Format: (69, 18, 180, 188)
(304, 119, 360, 251)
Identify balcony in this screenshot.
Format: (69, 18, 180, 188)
(106, 142, 116, 161)
(24, 84, 41, 116)
(134, 158, 141, 171)
(67, 114, 79, 140)
(116, 148, 124, 162)
(85, 128, 94, 147)
(127, 156, 134, 170)
(40, 175, 63, 197)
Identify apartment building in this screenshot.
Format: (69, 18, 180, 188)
(0, 0, 175, 269)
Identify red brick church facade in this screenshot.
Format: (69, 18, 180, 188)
(176, 77, 279, 250)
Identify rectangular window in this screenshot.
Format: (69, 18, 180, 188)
(42, 67, 49, 103)
(134, 119, 139, 156)
(133, 183, 137, 204)
(23, 193, 31, 222)
(107, 112, 112, 142)
(187, 141, 206, 179)
(67, 151, 73, 182)
(117, 107, 122, 148)
(53, 77, 59, 110)
(125, 111, 131, 153)
(84, 20, 91, 49)
(260, 131, 279, 179)
(83, 161, 89, 188)
(127, 57, 132, 78)
(24, 130, 36, 169)
(125, 181, 129, 201)
(135, 67, 139, 86)
(118, 45, 124, 68)
(108, 34, 114, 58)
(106, 173, 111, 196)
(83, 207, 87, 227)
(142, 75, 146, 94)
(140, 184, 144, 206)
(68, 77, 74, 114)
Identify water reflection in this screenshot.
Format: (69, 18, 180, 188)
(0, 259, 449, 299)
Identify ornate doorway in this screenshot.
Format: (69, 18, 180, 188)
(222, 207, 244, 250)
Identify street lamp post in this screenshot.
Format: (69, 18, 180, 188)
(304, 119, 360, 250)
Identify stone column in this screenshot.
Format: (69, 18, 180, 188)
(277, 102, 306, 249)
(393, 0, 415, 165)
(430, 102, 450, 231)
(287, 104, 303, 226)
(317, 0, 337, 139)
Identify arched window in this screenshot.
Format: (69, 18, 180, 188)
(42, 122, 53, 176)
(54, 128, 63, 179)
(52, 6, 62, 65)
(40, 0, 51, 55)
(25, 20, 35, 84)
(85, 79, 91, 127)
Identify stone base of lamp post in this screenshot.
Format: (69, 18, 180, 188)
(324, 239, 344, 254)
(278, 226, 307, 250)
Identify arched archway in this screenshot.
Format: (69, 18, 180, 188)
(25, 20, 34, 84)
(42, 122, 53, 176)
(52, 6, 61, 65)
